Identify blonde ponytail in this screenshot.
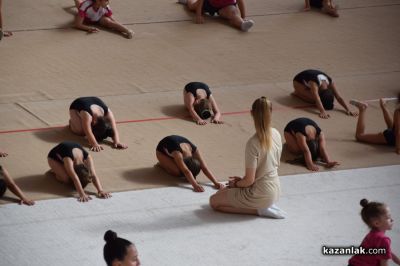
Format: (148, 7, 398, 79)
(251, 97, 272, 150)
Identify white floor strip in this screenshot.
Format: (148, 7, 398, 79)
(0, 165, 399, 266)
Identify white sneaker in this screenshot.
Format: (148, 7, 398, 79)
(257, 204, 286, 219)
(240, 19, 254, 32)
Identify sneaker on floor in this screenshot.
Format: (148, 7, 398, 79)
(177, 0, 188, 5)
(240, 19, 254, 32)
(257, 204, 286, 219)
(349, 100, 368, 109)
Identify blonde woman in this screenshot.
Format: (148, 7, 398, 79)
(209, 97, 286, 218)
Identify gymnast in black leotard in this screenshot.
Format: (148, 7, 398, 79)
(183, 82, 223, 125)
(303, 0, 339, 17)
(69, 97, 127, 152)
(284, 118, 339, 171)
(156, 135, 224, 192)
(47, 141, 111, 202)
(292, 70, 358, 119)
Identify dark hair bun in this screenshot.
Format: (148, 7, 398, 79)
(104, 230, 117, 243)
(360, 198, 369, 207)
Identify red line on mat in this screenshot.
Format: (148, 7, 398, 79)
(0, 104, 314, 135)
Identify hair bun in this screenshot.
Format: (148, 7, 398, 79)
(360, 198, 369, 207)
(104, 230, 117, 243)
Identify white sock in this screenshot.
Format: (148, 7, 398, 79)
(240, 19, 254, 32)
(257, 204, 286, 219)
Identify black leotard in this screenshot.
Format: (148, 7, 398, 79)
(70, 97, 109, 116)
(184, 82, 212, 99)
(0, 166, 6, 197)
(156, 135, 197, 157)
(284, 118, 322, 137)
(293, 69, 332, 85)
(48, 141, 89, 164)
(309, 0, 323, 8)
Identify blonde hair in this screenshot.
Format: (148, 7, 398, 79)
(251, 97, 272, 150)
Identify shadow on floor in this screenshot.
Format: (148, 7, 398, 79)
(15, 173, 73, 197)
(33, 126, 86, 145)
(122, 166, 192, 191)
(160, 104, 192, 122)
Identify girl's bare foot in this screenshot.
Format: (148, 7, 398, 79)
(350, 100, 368, 110)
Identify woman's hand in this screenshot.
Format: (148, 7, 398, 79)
(228, 176, 241, 188)
(98, 191, 112, 199)
(78, 194, 92, 202)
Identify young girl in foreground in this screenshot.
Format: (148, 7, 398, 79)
(103, 230, 140, 266)
(74, 0, 133, 38)
(348, 199, 400, 266)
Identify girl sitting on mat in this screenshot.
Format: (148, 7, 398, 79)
(156, 135, 224, 192)
(348, 199, 400, 266)
(210, 97, 286, 218)
(292, 69, 358, 119)
(284, 117, 339, 171)
(0, 164, 35, 206)
(47, 141, 111, 202)
(183, 82, 223, 125)
(103, 230, 140, 266)
(351, 98, 400, 154)
(178, 0, 255, 32)
(73, 0, 133, 38)
(303, 0, 339, 17)
(69, 96, 128, 152)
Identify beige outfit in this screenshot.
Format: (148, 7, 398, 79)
(227, 128, 282, 209)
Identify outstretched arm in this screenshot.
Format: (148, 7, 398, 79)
(1, 166, 34, 205)
(331, 83, 358, 116)
(81, 112, 103, 152)
(184, 93, 207, 125)
(173, 152, 204, 192)
(106, 110, 127, 149)
(296, 134, 319, 171)
(318, 132, 339, 168)
(209, 95, 223, 124)
(63, 158, 91, 202)
(194, 150, 224, 189)
(310, 82, 330, 119)
(86, 155, 111, 198)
